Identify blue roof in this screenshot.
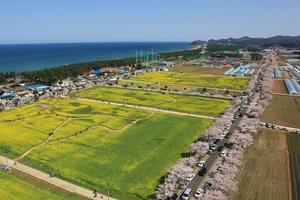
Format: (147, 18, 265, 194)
(0, 94, 14, 99)
(2, 164, 9, 170)
(26, 84, 51, 90)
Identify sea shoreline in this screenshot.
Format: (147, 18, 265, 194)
(0, 42, 194, 73)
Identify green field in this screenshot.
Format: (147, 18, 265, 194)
(286, 134, 300, 200)
(128, 72, 249, 90)
(0, 98, 150, 158)
(72, 87, 231, 116)
(0, 98, 214, 199)
(0, 170, 87, 200)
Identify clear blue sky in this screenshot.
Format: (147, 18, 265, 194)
(0, 0, 299, 44)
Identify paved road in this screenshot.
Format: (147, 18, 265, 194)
(0, 156, 116, 200)
(179, 107, 248, 199)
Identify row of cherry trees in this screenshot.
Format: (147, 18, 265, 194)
(201, 53, 277, 199)
(156, 53, 277, 199)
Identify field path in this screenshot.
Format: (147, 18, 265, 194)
(16, 118, 71, 160)
(74, 97, 215, 120)
(51, 111, 154, 143)
(0, 156, 115, 200)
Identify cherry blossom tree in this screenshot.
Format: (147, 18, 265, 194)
(189, 141, 209, 157)
(201, 189, 227, 200)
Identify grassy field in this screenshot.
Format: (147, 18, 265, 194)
(71, 87, 231, 116)
(129, 72, 249, 90)
(169, 66, 228, 75)
(21, 112, 213, 199)
(0, 98, 151, 158)
(0, 170, 87, 200)
(260, 95, 300, 128)
(228, 128, 289, 200)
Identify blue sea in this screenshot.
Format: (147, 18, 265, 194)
(0, 42, 191, 73)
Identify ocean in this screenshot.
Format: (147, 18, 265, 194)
(0, 42, 191, 73)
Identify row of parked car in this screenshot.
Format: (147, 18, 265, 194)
(265, 123, 300, 133)
(179, 123, 236, 200)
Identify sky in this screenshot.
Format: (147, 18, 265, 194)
(0, 0, 299, 44)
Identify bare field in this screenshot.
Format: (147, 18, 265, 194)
(169, 66, 227, 75)
(260, 95, 300, 128)
(272, 80, 288, 94)
(229, 129, 289, 200)
(281, 71, 290, 79)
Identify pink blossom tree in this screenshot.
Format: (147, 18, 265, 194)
(189, 141, 209, 158)
(201, 189, 227, 200)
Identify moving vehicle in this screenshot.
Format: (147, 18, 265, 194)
(198, 167, 207, 176)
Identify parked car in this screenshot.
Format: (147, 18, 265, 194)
(198, 160, 205, 168)
(225, 125, 231, 130)
(223, 129, 229, 134)
(219, 133, 226, 139)
(225, 132, 232, 138)
(271, 124, 278, 129)
(291, 129, 297, 133)
(185, 173, 195, 182)
(220, 151, 227, 157)
(279, 127, 288, 131)
(179, 181, 189, 190)
(214, 139, 221, 144)
(207, 150, 214, 155)
(198, 167, 207, 176)
(211, 144, 217, 150)
(181, 188, 192, 200)
(194, 188, 204, 199)
(225, 142, 234, 148)
(234, 115, 238, 119)
(265, 123, 271, 128)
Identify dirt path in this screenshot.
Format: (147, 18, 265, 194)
(75, 97, 215, 120)
(16, 118, 71, 161)
(51, 111, 154, 143)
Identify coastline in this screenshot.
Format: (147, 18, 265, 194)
(0, 42, 192, 73)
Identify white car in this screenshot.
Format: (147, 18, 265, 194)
(185, 173, 195, 182)
(225, 125, 230, 130)
(194, 188, 204, 199)
(220, 133, 226, 139)
(223, 129, 229, 134)
(211, 144, 217, 150)
(198, 160, 205, 168)
(220, 151, 227, 157)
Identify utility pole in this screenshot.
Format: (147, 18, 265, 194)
(5, 149, 10, 165)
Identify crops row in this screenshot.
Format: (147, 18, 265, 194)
(286, 133, 300, 200)
(289, 153, 300, 200)
(129, 72, 249, 90)
(72, 87, 231, 116)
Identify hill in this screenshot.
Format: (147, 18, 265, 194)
(189, 35, 300, 47)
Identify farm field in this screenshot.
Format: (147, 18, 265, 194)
(20, 112, 213, 200)
(286, 133, 300, 200)
(168, 65, 228, 75)
(260, 95, 300, 128)
(0, 98, 151, 158)
(72, 87, 231, 116)
(229, 129, 289, 200)
(0, 170, 87, 200)
(129, 72, 249, 90)
(272, 79, 288, 94)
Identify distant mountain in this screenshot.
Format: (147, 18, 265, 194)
(188, 40, 206, 45)
(189, 35, 300, 47)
